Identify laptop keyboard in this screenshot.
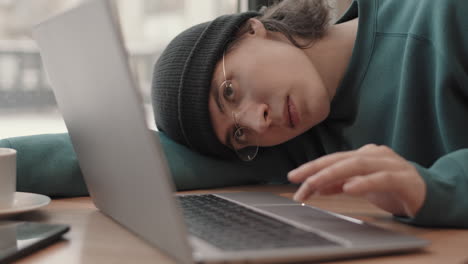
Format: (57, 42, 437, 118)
(178, 194, 339, 251)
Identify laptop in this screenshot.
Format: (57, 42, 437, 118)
(32, 0, 428, 263)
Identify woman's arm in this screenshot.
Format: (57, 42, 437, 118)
(398, 149, 468, 227)
(0, 133, 87, 197)
(288, 144, 468, 228)
(0, 131, 295, 197)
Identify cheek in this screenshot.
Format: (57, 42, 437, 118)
(296, 61, 329, 121)
(258, 128, 302, 147)
(239, 51, 289, 90)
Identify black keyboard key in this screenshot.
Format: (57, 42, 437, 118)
(178, 194, 340, 251)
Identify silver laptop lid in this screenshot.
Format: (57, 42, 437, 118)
(32, 0, 193, 263)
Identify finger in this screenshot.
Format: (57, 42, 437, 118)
(342, 171, 400, 195)
(342, 172, 412, 216)
(288, 151, 355, 183)
(357, 143, 380, 153)
(315, 181, 345, 195)
(292, 156, 402, 202)
(288, 144, 396, 183)
(301, 156, 401, 193)
(293, 179, 315, 201)
(357, 144, 394, 155)
(344, 170, 424, 217)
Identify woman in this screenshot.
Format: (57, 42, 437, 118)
(152, 0, 468, 227)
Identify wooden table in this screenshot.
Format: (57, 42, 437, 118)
(10, 185, 468, 264)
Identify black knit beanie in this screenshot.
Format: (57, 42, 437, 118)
(152, 11, 259, 158)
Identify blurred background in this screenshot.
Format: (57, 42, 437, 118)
(0, 0, 352, 139)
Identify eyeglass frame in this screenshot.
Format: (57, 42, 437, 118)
(219, 51, 259, 162)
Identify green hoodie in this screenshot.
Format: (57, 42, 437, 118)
(313, 0, 468, 227)
(0, 131, 295, 197)
(1, 0, 467, 228)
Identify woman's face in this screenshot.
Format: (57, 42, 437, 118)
(208, 19, 331, 152)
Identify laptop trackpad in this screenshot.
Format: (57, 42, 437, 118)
(254, 205, 406, 245)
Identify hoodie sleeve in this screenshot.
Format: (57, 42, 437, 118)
(394, 149, 468, 228)
(0, 131, 294, 197)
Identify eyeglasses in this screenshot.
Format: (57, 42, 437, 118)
(221, 52, 259, 161)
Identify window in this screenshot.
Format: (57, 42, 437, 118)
(0, 0, 350, 140)
(0, 0, 238, 139)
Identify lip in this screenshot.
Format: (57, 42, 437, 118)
(286, 96, 300, 128)
(284, 96, 292, 128)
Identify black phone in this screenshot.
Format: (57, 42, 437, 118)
(0, 221, 70, 264)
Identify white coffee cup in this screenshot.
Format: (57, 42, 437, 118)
(0, 148, 17, 209)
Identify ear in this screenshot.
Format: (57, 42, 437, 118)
(246, 18, 267, 39)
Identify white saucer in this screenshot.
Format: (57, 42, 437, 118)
(0, 192, 51, 217)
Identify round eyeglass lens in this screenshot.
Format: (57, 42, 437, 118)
(233, 128, 259, 161)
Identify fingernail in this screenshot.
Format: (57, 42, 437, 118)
(342, 182, 352, 191)
(288, 171, 297, 179)
(293, 192, 303, 202)
(343, 179, 360, 191)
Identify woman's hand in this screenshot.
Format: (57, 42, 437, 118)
(288, 144, 426, 218)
